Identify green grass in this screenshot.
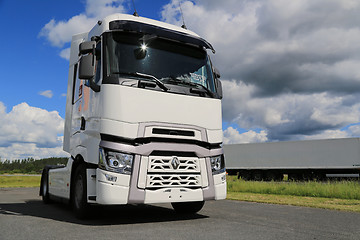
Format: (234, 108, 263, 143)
(227, 192, 360, 213)
(227, 176, 360, 200)
(226, 176, 360, 212)
(0, 175, 41, 188)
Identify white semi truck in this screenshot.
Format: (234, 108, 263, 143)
(40, 13, 226, 218)
(225, 138, 360, 181)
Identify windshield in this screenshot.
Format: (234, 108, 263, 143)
(104, 32, 216, 93)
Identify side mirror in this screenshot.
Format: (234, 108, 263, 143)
(79, 41, 96, 55)
(215, 79, 223, 99)
(214, 67, 221, 79)
(79, 55, 100, 92)
(78, 54, 95, 80)
(79, 40, 101, 92)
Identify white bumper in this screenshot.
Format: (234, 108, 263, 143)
(96, 168, 130, 204)
(95, 168, 226, 205)
(214, 172, 227, 200)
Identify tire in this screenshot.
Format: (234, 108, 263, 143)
(315, 173, 326, 181)
(302, 172, 312, 181)
(72, 164, 89, 219)
(265, 172, 283, 181)
(171, 201, 205, 214)
(41, 170, 51, 204)
(238, 170, 251, 181)
(253, 171, 263, 181)
(265, 171, 276, 181)
(275, 173, 284, 181)
(288, 173, 299, 181)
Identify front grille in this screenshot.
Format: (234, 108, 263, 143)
(145, 155, 202, 189)
(146, 174, 201, 188)
(149, 156, 199, 173)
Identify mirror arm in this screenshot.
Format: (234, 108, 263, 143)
(89, 79, 100, 92)
(215, 78, 223, 99)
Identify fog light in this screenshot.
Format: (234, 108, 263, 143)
(104, 174, 117, 182)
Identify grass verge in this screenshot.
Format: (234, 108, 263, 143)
(227, 176, 360, 213)
(227, 176, 360, 200)
(227, 192, 360, 213)
(0, 175, 41, 188)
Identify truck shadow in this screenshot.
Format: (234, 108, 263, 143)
(0, 200, 208, 225)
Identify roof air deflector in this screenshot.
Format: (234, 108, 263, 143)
(109, 20, 215, 53)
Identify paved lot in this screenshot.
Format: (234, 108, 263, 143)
(1, 188, 360, 240)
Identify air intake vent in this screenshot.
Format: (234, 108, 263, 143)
(152, 128, 195, 137)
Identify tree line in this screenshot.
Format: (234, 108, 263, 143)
(0, 157, 68, 174)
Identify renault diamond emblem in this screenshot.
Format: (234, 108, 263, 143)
(171, 157, 180, 169)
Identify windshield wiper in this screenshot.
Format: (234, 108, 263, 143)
(163, 77, 214, 97)
(112, 71, 169, 91)
(135, 72, 169, 91)
(189, 82, 214, 97)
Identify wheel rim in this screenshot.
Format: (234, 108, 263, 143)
(42, 178, 47, 195)
(74, 175, 83, 209)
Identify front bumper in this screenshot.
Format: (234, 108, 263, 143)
(95, 167, 226, 205)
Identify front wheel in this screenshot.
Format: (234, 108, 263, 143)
(171, 201, 205, 214)
(41, 170, 51, 204)
(72, 164, 89, 219)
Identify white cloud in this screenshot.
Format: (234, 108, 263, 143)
(39, 90, 53, 98)
(348, 125, 360, 136)
(39, 0, 127, 58)
(59, 48, 71, 60)
(221, 79, 360, 141)
(223, 127, 268, 144)
(161, 0, 360, 141)
(303, 130, 350, 141)
(0, 102, 67, 160)
(161, 0, 360, 94)
(85, 0, 126, 18)
(310, 94, 360, 127)
(0, 143, 67, 161)
(39, 15, 94, 48)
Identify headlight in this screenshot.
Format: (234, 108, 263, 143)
(210, 155, 225, 174)
(99, 147, 134, 175)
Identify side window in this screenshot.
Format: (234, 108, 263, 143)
(72, 64, 83, 104)
(94, 42, 102, 84)
(94, 58, 101, 84)
(72, 64, 78, 104)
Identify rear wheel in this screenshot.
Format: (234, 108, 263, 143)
(238, 170, 251, 181)
(72, 164, 89, 219)
(171, 201, 205, 214)
(41, 170, 51, 204)
(265, 171, 284, 181)
(288, 173, 299, 181)
(265, 171, 276, 181)
(253, 171, 263, 181)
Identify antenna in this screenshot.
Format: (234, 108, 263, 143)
(132, 0, 139, 17)
(179, 2, 187, 29)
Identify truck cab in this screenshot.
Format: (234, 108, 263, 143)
(40, 13, 226, 218)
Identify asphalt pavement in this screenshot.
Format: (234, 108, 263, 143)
(1, 187, 360, 240)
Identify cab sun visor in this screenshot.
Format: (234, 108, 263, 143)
(109, 20, 216, 53)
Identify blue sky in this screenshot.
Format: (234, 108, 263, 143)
(1, 0, 360, 160)
(0, 0, 166, 118)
